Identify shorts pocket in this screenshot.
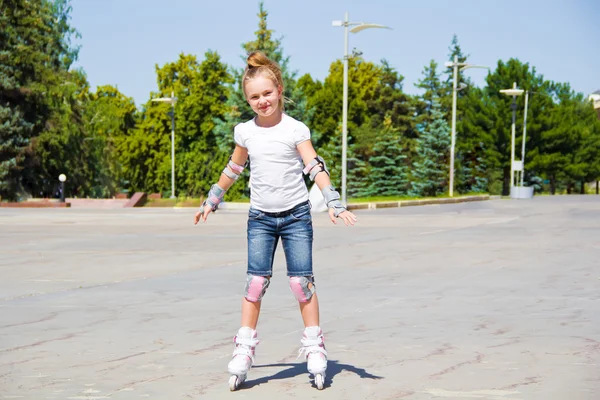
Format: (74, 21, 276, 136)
(248, 208, 264, 220)
(291, 204, 311, 220)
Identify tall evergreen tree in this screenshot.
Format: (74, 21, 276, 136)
(410, 103, 451, 197)
(483, 58, 550, 195)
(454, 86, 492, 194)
(527, 82, 594, 194)
(415, 60, 445, 125)
(365, 118, 409, 197)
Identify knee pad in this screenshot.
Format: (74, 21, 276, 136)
(244, 275, 270, 303)
(289, 276, 316, 303)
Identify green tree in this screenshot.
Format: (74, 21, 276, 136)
(20, 69, 92, 198)
(307, 58, 384, 191)
(415, 60, 446, 125)
(364, 119, 408, 197)
(481, 58, 549, 195)
(123, 52, 232, 197)
(579, 104, 600, 193)
(120, 102, 170, 194)
(84, 85, 138, 196)
(528, 83, 596, 194)
(454, 86, 493, 193)
(0, 0, 81, 200)
(410, 103, 451, 197)
(177, 52, 233, 197)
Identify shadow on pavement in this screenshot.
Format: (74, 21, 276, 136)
(241, 359, 384, 390)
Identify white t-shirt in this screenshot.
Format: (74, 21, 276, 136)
(234, 114, 311, 212)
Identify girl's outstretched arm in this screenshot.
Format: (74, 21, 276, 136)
(194, 145, 249, 224)
(297, 141, 357, 226)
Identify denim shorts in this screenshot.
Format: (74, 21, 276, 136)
(247, 200, 313, 277)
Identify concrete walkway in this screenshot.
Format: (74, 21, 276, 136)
(0, 196, 598, 399)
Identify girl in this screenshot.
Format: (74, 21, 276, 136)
(194, 51, 357, 391)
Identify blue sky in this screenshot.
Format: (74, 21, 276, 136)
(70, 0, 599, 107)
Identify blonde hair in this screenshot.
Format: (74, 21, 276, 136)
(242, 51, 285, 111)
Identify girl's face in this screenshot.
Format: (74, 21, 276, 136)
(245, 75, 282, 119)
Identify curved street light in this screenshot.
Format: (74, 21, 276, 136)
(152, 91, 178, 199)
(500, 82, 525, 195)
(332, 13, 391, 205)
(445, 56, 489, 197)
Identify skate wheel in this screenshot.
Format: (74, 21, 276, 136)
(315, 374, 324, 390)
(229, 375, 239, 391)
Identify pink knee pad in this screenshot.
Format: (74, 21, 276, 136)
(289, 276, 316, 303)
(244, 275, 270, 302)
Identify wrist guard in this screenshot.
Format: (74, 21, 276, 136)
(321, 185, 346, 217)
(200, 184, 226, 213)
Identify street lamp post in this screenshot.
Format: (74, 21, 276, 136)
(520, 90, 530, 187)
(500, 82, 524, 194)
(152, 91, 177, 199)
(332, 13, 390, 205)
(58, 174, 67, 203)
(444, 56, 488, 197)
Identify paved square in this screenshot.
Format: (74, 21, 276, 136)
(1, 197, 599, 399)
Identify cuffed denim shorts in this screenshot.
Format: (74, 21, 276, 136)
(247, 200, 313, 277)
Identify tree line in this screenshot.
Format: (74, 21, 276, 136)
(2, 0, 600, 202)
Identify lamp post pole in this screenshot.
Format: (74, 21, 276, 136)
(152, 91, 177, 199)
(333, 14, 390, 204)
(169, 97, 175, 199)
(520, 90, 529, 187)
(500, 82, 524, 194)
(511, 92, 517, 188)
(341, 12, 349, 205)
(449, 56, 458, 197)
(58, 174, 67, 203)
(445, 58, 488, 197)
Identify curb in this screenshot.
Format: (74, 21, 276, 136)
(0, 201, 71, 208)
(346, 195, 490, 211)
(1, 195, 491, 210)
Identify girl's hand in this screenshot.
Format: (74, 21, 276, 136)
(194, 205, 214, 224)
(329, 209, 357, 226)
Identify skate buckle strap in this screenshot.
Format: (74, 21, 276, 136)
(233, 335, 259, 347)
(301, 337, 323, 347)
(297, 344, 328, 360)
(298, 334, 327, 360)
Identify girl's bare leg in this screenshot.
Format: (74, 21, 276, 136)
(240, 298, 261, 329)
(299, 292, 320, 327)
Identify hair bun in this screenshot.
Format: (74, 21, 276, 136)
(246, 51, 271, 69)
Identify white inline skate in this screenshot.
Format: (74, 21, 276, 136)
(227, 327, 259, 391)
(298, 326, 328, 390)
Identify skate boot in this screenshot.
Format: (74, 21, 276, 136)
(227, 327, 259, 391)
(298, 326, 328, 390)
